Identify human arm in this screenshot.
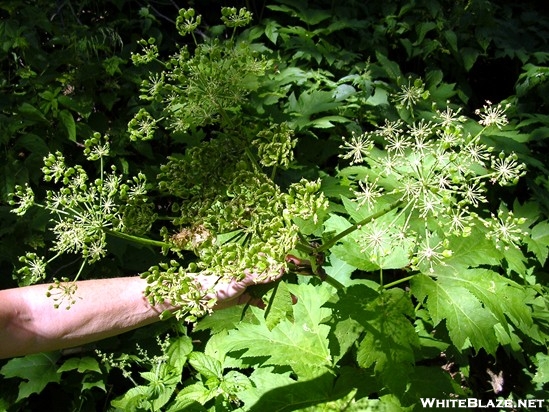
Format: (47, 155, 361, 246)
(0, 273, 267, 359)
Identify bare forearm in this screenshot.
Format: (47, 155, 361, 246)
(0, 277, 171, 359)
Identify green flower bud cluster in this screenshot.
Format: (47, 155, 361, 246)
(130, 38, 158, 66)
(16, 252, 47, 286)
(127, 108, 158, 141)
(176, 8, 201, 37)
(9, 183, 35, 216)
(84, 132, 110, 161)
(10, 144, 153, 284)
(134, 23, 270, 133)
(252, 122, 296, 169)
(220, 7, 253, 28)
(285, 178, 329, 226)
(142, 260, 215, 322)
(482, 208, 529, 250)
(46, 277, 78, 310)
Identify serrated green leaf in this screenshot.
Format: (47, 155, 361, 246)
(354, 288, 419, 393)
(533, 353, 549, 384)
(440, 268, 533, 334)
(0, 353, 61, 402)
(411, 274, 500, 353)
(221, 285, 333, 379)
(111, 385, 150, 410)
(241, 370, 348, 412)
(219, 370, 252, 396)
(329, 317, 364, 364)
(194, 305, 249, 333)
(188, 352, 223, 380)
(375, 51, 402, 80)
(444, 231, 502, 270)
(264, 281, 294, 330)
(324, 255, 356, 287)
(167, 336, 193, 372)
(173, 381, 215, 405)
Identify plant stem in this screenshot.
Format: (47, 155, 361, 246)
(321, 273, 346, 290)
(105, 229, 172, 249)
(316, 198, 404, 253)
(382, 275, 415, 290)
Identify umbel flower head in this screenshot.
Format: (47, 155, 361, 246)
(338, 94, 528, 272)
(9, 134, 152, 286)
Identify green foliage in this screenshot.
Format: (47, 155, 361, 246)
(2, 0, 549, 410)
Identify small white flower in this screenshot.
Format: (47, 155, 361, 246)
(475, 101, 511, 129)
(339, 132, 374, 165)
(354, 177, 383, 208)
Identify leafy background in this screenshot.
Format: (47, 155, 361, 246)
(1, 0, 549, 410)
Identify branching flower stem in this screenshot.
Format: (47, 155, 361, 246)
(104, 229, 172, 249)
(316, 198, 405, 254)
(382, 275, 415, 290)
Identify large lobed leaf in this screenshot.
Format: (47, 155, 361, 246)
(411, 266, 534, 354)
(217, 283, 333, 379)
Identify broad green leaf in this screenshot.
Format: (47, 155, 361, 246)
(366, 87, 389, 106)
(15, 133, 49, 156)
(241, 369, 349, 412)
(18, 102, 49, 123)
(333, 84, 356, 101)
(416, 22, 438, 45)
(173, 381, 216, 405)
(325, 214, 378, 271)
(58, 109, 76, 142)
(527, 221, 549, 265)
(111, 385, 150, 410)
(166, 397, 207, 412)
(461, 47, 480, 71)
(57, 356, 101, 374)
(81, 374, 106, 392)
(533, 353, 549, 384)
(221, 285, 333, 379)
(354, 288, 419, 393)
(441, 268, 533, 334)
(167, 336, 193, 372)
(286, 283, 332, 329)
(404, 365, 466, 405)
(263, 19, 280, 44)
(188, 352, 223, 380)
(444, 231, 502, 270)
(375, 51, 402, 80)
(264, 281, 294, 330)
(238, 367, 295, 409)
(0, 353, 61, 402)
(194, 305, 249, 333)
(219, 370, 252, 397)
(329, 317, 364, 363)
(324, 255, 356, 287)
(411, 273, 500, 353)
(443, 30, 458, 53)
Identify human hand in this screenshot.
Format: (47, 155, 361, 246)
(196, 271, 282, 310)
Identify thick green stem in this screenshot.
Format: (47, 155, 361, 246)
(317, 198, 405, 253)
(321, 273, 345, 290)
(105, 229, 172, 249)
(382, 275, 415, 290)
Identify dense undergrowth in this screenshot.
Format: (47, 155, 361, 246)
(1, 0, 549, 410)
